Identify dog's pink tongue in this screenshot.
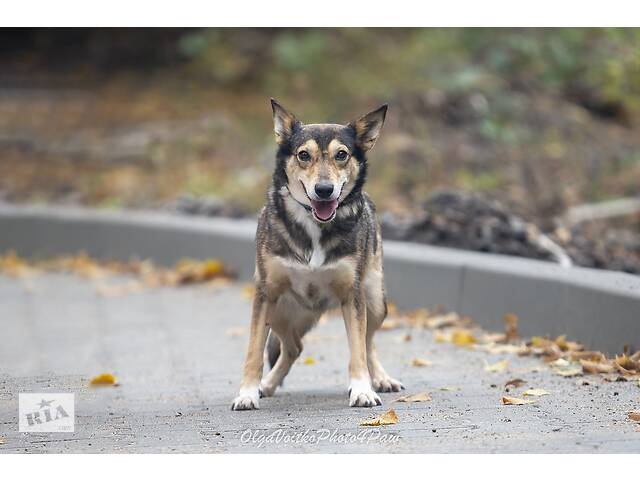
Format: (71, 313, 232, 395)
(311, 199, 338, 220)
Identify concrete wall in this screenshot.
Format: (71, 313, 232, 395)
(1, 204, 638, 353)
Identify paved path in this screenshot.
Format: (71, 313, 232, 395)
(1, 273, 639, 453)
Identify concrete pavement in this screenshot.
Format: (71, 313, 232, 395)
(1, 273, 639, 453)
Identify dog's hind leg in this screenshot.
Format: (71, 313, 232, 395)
(260, 297, 311, 397)
(260, 328, 302, 397)
(365, 272, 404, 393)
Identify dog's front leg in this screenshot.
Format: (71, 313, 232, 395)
(231, 288, 273, 411)
(342, 289, 382, 407)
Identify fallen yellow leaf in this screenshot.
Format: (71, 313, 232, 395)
(531, 336, 551, 348)
(439, 386, 460, 392)
(0, 436, 4, 445)
(303, 356, 315, 365)
(629, 411, 640, 422)
(484, 359, 509, 373)
(175, 258, 226, 284)
(360, 409, 398, 426)
(89, 372, 117, 386)
(502, 395, 535, 405)
(394, 392, 432, 403)
(411, 358, 433, 367)
(451, 329, 476, 347)
(522, 388, 550, 397)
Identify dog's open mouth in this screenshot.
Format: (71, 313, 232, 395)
(310, 199, 338, 222)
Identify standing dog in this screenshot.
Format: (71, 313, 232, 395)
(231, 99, 403, 410)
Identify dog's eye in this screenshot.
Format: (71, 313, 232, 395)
(297, 151, 310, 162)
(335, 150, 349, 162)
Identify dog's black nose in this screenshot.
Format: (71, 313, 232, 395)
(314, 182, 334, 199)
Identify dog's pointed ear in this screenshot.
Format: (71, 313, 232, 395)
(271, 98, 300, 145)
(349, 104, 387, 152)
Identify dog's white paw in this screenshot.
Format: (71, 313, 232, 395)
(372, 375, 404, 393)
(231, 386, 260, 411)
(348, 378, 381, 408)
(259, 380, 277, 398)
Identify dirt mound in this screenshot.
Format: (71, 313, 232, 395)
(381, 190, 640, 274)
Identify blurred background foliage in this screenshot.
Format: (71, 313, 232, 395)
(0, 28, 639, 226)
(179, 28, 640, 119)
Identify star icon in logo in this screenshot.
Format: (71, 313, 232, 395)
(38, 399, 55, 409)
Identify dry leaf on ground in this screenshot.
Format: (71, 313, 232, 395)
(485, 359, 509, 373)
(411, 358, 433, 367)
(505, 378, 526, 389)
(480, 332, 507, 344)
(549, 359, 583, 377)
(568, 351, 607, 362)
(175, 258, 226, 284)
(479, 343, 528, 355)
(451, 329, 476, 347)
(89, 372, 117, 386)
(0, 436, 4, 445)
(504, 313, 519, 342)
(522, 388, 550, 397)
(360, 409, 398, 426)
(425, 312, 461, 329)
(614, 354, 640, 375)
(580, 359, 615, 374)
(502, 395, 535, 405)
(439, 386, 460, 392)
(628, 411, 640, 422)
(0, 250, 35, 278)
(394, 392, 432, 403)
(554, 335, 583, 353)
(303, 356, 315, 365)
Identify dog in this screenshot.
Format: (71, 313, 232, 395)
(231, 99, 403, 410)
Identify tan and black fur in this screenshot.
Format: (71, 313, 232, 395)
(232, 99, 402, 410)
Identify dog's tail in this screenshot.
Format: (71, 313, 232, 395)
(266, 331, 280, 370)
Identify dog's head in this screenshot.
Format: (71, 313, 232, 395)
(271, 99, 387, 223)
